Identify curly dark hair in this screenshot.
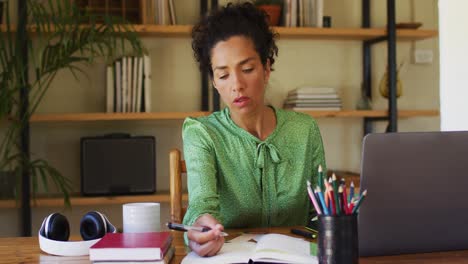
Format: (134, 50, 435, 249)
(191, 2, 279, 77)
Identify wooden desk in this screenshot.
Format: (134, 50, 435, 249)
(2, 227, 468, 263)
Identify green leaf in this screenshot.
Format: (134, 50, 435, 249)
(35, 166, 49, 194)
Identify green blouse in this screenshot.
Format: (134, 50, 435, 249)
(182, 106, 326, 229)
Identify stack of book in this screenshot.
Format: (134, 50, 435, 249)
(283, 87, 342, 111)
(89, 232, 174, 264)
(106, 55, 152, 113)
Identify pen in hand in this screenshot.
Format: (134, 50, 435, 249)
(167, 222, 229, 237)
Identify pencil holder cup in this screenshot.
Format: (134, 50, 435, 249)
(318, 214, 359, 264)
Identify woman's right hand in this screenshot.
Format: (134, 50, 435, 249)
(187, 213, 225, 257)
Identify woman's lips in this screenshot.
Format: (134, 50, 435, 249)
(233, 96, 250, 107)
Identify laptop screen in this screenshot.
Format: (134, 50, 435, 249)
(358, 131, 468, 256)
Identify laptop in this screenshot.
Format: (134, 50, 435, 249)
(358, 131, 468, 256)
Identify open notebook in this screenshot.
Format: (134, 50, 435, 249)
(182, 233, 317, 264)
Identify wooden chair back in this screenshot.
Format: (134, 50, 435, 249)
(169, 149, 187, 223)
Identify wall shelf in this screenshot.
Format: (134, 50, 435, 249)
(28, 109, 438, 122)
(121, 25, 439, 41)
(29, 112, 210, 122)
(0, 170, 362, 208)
(1, 24, 438, 41)
(0, 192, 188, 209)
(274, 27, 437, 40)
(302, 109, 439, 118)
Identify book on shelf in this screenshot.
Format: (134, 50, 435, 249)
(89, 232, 172, 262)
(136, 57, 144, 112)
(285, 86, 341, 109)
(283, 0, 288, 27)
(288, 86, 337, 94)
(283, 0, 323, 28)
(109, 55, 151, 113)
(122, 57, 127, 113)
(292, 0, 298, 27)
(298, 0, 304, 26)
(143, 55, 152, 112)
(93, 246, 175, 264)
(303, 0, 316, 27)
(285, 103, 342, 108)
(143, 0, 163, 25)
(315, 0, 324, 27)
(126, 56, 132, 113)
(284, 0, 297, 27)
(285, 106, 342, 111)
(106, 65, 114, 113)
(182, 233, 317, 264)
(131, 56, 138, 112)
(287, 94, 340, 100)
(168, 0, 176, 25)
(156, 0, 171, 25)
(114, 60, 122, 113)
(142, 0, 154, 24)
(285, 98, 342, 104)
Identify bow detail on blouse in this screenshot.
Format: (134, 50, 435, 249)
(255, 142, 281, 169)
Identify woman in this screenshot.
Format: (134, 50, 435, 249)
(182, 2, 326, 256)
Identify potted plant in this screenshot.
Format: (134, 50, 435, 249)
(0, 0, 144, 206)
(254, 0, 283, 26)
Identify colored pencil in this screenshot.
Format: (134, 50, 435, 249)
(352, 190, 368, 214)
(328, 185, 337, 216)
(340, 177, 345, 187)
(349, 201, 355, 213)
(338, 185, 347, 215)
(315, 186, 329, 216)
(332, 174, 341, 215)
(307, 180, 322, 215)
(349, 181, 355, 202)
(324, 190, 329, 208)
(324, 178, 330, 207)
(341, 179, 349, 214)
(324, 178, 331, 196)
(325, 177, 332, 208)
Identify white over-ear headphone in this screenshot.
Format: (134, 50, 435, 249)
(38, 211, 116, 256)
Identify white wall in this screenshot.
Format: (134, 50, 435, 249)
(439, 0, 468, 130)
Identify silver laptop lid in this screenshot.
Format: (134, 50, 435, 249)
(358, 131, 468, 257)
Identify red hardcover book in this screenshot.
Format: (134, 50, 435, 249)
(89, 232, 172, 261)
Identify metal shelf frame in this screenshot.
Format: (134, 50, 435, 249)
(200, 0, 220, 112)
(362, 0, 398, 135)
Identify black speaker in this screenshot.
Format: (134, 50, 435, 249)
(81, 133, 156, 196)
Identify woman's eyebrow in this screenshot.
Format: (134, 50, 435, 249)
(213, 57, 256, 72)
(238, 57, 255, 66)
(213, 65, 228, 71)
